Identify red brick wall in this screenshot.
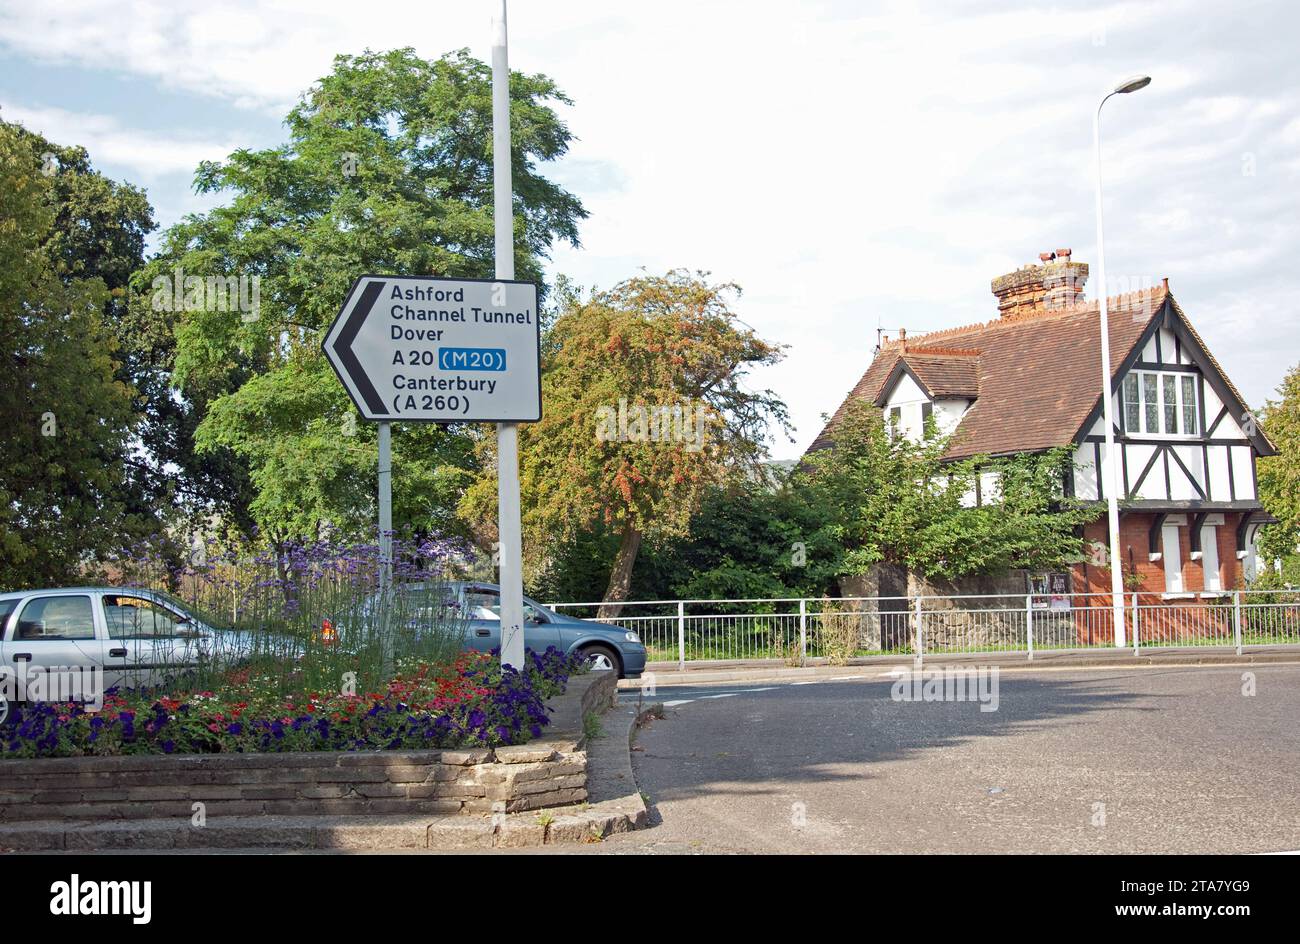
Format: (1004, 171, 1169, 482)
(1073, 512, 1246, 597)
(1066, 512, 1247, 644)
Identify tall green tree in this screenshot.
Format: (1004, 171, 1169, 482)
(157, 48, 586, 546)
(7, 121, 176, 526)
(463, 270, 789, 615)
(0, 122, 142, 588)
(1258, 363, 1300, 576)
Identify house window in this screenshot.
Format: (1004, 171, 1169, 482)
(1161, 524, 1184, 593)
(1123, 370, 1199, 437)
(1123, 375, 1140, 431)
(888, 406, 902, 439)
(1244, 529, 1259, 583)
(1201, 523, 1222, 592)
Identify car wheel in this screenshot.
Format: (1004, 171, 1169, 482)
(0, 698, 13, 727)
(579, 644, 621, 677)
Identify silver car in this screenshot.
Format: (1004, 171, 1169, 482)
(0, 587, 229, 723)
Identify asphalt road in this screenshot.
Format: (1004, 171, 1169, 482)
(599, 663, 1300, 854)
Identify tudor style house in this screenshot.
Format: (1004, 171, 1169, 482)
(810, 249, 1276, 602)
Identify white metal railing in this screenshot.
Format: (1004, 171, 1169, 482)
(547, 590, 1300, 667)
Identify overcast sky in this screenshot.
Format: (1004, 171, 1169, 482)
(2, 0, 1296, 459)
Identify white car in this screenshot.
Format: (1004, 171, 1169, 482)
(0, 586, 250, 723)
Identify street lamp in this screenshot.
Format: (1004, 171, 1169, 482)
(1093, 75, 1150, 648)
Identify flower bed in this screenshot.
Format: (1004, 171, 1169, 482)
(3, 647, 583, 759)
(0, 671, 617, 828)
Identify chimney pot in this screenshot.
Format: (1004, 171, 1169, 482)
(992, 250, 1089, 319)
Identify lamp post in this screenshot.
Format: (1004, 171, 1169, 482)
(492, 0, 526, 669)
(1093, 75, 1150, 648)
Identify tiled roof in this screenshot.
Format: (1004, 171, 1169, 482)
(809, 287, 1166, 460)
(892, 351, 981, 400)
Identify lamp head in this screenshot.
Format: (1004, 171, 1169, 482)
(1115, 75, 1152, 94)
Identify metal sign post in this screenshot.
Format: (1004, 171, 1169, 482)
(491, 0, 526, 670)
(377, 420, 393, 676)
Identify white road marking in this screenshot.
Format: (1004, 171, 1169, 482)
(637, 685, 778, 708)
(622, 686, 776, 698)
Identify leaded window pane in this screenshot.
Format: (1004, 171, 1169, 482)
(1181, 376, 1197, 434)
(1163, 375, 1177, 433)
(1123, 375, 1140, 432)
(1143, 374, 1159, 432)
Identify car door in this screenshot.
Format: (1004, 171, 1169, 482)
(0, 598, 20, 706)
(101, 591, 200, 691)
(462, 586, 502, 653)
(461, 587, 562, 656)
(399, 584, 467, 649)
(7, 593, 105, 707)
(521, 596, 562, 652)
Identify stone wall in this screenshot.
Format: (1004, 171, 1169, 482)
(840, 566, 1040, 651)
(838, 564, 910, 651)
(0, 669, 616, 823)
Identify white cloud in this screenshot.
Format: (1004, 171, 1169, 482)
(0, 102, 239, 178)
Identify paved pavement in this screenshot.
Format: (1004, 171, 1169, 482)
(598, 663, 1300, 853)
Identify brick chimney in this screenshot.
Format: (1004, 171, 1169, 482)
(991, 248, 1089, 319)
